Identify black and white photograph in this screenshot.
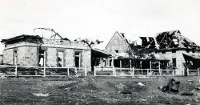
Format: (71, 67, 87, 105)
(0, 0, 200, 104)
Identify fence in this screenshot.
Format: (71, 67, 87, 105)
(94, 67, 175, 77)
(1, 65, 199, 77)
(0, 65, 88, 77)
(187, 69, 200, 76)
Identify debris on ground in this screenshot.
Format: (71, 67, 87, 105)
(181, 91, 194, 96)
(0, 73, 6, 79)
(120, 89, 132, 94)
(138, 82, 145, 86)
(159, 78, 180, 93)
(188, 80, 194, 84)
(32, 93, 49, 97)
(195, 86, 200, 90)
(116, 83, 125, 90)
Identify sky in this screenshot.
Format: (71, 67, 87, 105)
(0, 0, 200, 53)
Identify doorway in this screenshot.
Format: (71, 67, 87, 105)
(74, 51, 81, 68)
(57, 51, 64, 67)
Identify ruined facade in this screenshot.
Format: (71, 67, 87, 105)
(140, 30, 200, 75)
(104, 31, 169, 71)
(103, 30, 200, 76)
(1, 35, 92, 70)
(2, 30, 199, 76)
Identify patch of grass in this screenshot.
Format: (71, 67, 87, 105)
(1, 76, 200, 104)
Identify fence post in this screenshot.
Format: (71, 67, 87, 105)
(172, 69, 175, 76)
(14, 56, 18, 77)
(67, 67, 70, 76)
(113, 67, 116, 77)
(147, 69, 149, 77)
(159, 61, 161, 76)
(43, 53, 46, 77)
(84, 66, 87, 76)
(187, 68, 190, 76)
(75, 67, 77, 74)
(149, 61, 151, 77)
(15, 64, 18, 77)
(94, 67, 97, 76)
(43, 66, 46, 77)
(132, 67, 135, 77)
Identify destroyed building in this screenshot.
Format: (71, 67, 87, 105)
(103, 30, 200, 76)
(104, 31, 169, 72)
(1, 34, 109, 72)
(1, 29, 199, 76)
(140, 30, 200, 75)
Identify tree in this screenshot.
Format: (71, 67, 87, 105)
(74, 38, 103, 49)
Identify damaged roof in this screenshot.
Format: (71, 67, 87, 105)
(1, 34, 43, 44)
(156, 30, 200, 50)
(140, 30, 200, 50)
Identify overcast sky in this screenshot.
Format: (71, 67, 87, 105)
(0, 0, 200, 53)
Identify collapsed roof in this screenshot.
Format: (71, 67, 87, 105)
(140, 30, 200, 50)
(156, 30, 199, 49)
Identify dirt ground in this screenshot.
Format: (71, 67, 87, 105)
(0, 76, 200, 105)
